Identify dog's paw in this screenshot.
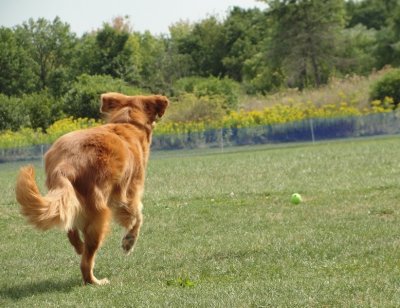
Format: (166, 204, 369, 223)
(84, 277, 110, 286)
(122, 233, 136, 254)
(96, 278, 110, 286)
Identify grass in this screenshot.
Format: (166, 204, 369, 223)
(1, 137, 400, 306)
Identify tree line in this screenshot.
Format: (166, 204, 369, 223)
(1, 0, 400, 131)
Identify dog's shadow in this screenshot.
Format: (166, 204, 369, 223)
(0, 277, 79, 300)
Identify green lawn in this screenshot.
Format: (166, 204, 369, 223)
(1, 137, 400, 306)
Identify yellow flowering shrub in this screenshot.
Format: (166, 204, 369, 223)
(0, 128, 45, 148)
(0, 117, 101, 149)
(156, 100, 392, 135)
(45, 117, 101, 141)
(0, 98, 397, 149)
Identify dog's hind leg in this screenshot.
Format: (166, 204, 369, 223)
(67, 228, 83, 255)
(81, 207, 111, 285)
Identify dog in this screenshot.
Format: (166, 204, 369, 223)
(15, 92, 168, 285)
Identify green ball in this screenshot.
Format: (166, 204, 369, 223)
(290, 193, 302, 204)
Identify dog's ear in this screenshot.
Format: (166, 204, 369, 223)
(154, 95, 169, 118)
(144, 95, 169, 120)
(100, 93, 124, 114)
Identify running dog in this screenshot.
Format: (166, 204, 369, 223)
(16, 92, 168, 285)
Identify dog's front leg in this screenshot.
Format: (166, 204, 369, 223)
(121, 212, 142, 254)
(114, 201, 143, 254)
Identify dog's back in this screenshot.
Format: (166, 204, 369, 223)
(44, 125, 142, 205)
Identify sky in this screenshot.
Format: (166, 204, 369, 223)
(0, 0, 266, 36)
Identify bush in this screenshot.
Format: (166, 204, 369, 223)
(0, 94, 29, 131)
(242, 54, 285, 94)
(0, 92, 63, 132)
(63, 74, 145, 119)
(370, 69, 400, 109)
(45, 117, 101, 140)
(22, 91, 64, 131)
(173, 76, 241, 110)
(0, 117, 101, 149)
(165, 93, 226, 125)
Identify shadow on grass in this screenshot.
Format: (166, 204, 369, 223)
(0, 277, 79, 300)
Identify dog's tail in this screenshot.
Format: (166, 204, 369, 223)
(15, 165, 80, 231)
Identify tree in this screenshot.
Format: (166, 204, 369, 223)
(176, 16, 227, 77)
(15, 17, 76, 92)
(345, 0, 398, 30)
(135, 31, 169, 92)
(162, 21, 196, 89)
(0, 28, 38, 96)
(374, 4, 400, 67)
(265, 0, 345, 89)
(71, 33, 97, 76)
(222, 7, 267, 82)
(338, 24, 377, 75)
(242, 52, 284, 94)
(72, 16, 143, 86)
(89, 23, 139, 83)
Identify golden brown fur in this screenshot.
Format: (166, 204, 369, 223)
(15, 92, 168, 285)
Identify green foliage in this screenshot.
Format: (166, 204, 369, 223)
(21, 91, 63, 130)
(47, 67, 72, 98)
(221, 7, 267, 82)
(163, 22, 195, 89)
(3, 2, 400, 134)
(339, 25, 377, 75)
(176, 16, 226, 77)
(345, 0, 398, 30)
(370, 68, 400, 108)
(374, 5, 400, 68)
(0, 91, 62, 132)
(173, 76, 240, 110)
(63, 74, 144, 119)
(0, 27, 38, 95)
(136, 32, 170, 93)
(266, 0, 345, 89)
(71, 34, 97, 77)
(0, 95, 28, 130)
(166, 93, 226, 124)
(91, 24, 138, 83)
(243, 53, 285, 94)
(15, 17, 76, 91)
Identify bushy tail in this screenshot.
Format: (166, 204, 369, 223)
(15, 165, 80, 231)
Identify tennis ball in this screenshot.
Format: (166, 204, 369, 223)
(290, 193, 302, 204)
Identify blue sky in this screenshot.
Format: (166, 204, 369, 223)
(0, 0, 266, 36)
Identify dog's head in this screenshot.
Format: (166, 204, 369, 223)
(100, 92, 169, 128)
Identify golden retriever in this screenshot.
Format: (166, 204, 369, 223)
(15, 92, 168, 285)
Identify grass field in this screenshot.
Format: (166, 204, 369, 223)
(1, 137, 400, 306)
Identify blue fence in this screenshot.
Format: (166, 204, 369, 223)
(1, 112, 400, 163)
(151, 112, 400, 150)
